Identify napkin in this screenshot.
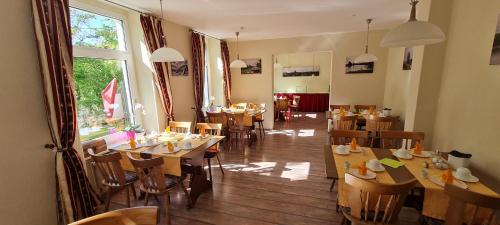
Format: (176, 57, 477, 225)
(414, 142, 423, 154)
(350, 138, 357, 150)
(379, 158, 405, 168)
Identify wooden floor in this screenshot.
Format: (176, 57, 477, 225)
(109, 112, 420, 225)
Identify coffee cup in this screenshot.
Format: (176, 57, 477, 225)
(184, 141, 192, 149)
(336, 145, 348, 154)
(367, 159, 382, 170)
(396, 148, 410, 157)
(455, 167, 473, 180)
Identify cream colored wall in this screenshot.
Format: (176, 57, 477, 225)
(229, 30, 389, 128)
(0, 1, 57, 224)
(432, 0, 500, 180)
(273, 51, 332, 93)
(383, 47, 411, 121)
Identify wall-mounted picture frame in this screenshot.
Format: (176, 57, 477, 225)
(403, 47, 413, 70)
(345, 56, 374, 74)
(170, 60, 189, 76)
(490, 14, 500, 65)
(241, 58, 262, 74)
(282, 66, 320, 77)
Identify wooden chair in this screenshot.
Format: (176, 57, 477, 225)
(342, 173, 417, 225)
(275, 98, 290, 121)
(254, 103, 266, 139)
(330, 105, 351, 111)
(444, 184, 500, 225)
(232, 102, 247, 109)
(126, 153, 192, 220)
(328, 130, 370, 192)
(69, 206, 159, 225)
(206, 111, 228, 137)
(169, 121, 192, 134)
(82, 139, 109, 192)
(290, 95, 301, 119)
(331, 115, 357, 130)
(380, 131, 425, 150)
(224, 112, 249, 150)
(366, 116, 400, 146)
(196, 123, 224, 182)
(88, 149, 137, 211)
(355, 105, 377, 113)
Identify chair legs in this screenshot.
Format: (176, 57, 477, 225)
(162, 193, 171, 225)
(329, 178, 336, 192)
(216, 154, 224, 176)
(207, 158, 213, 182)
(104, 187, 112, 211)
(125, 185, 130, 207)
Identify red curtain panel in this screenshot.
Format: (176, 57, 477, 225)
(191, 32, 206, 122)
(140, 14, 175, 122)
(275, 93, 330, 112)
(32, 0, 97, 222)
(220, 41, 232, 106)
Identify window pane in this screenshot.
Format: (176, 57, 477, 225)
(73, 57, 132, 141)
(70, 7, 126, 51)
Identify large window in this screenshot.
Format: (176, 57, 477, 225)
(70, 6, 135, 141)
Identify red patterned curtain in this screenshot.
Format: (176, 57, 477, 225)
(220, 41, 232, 107)
(140, 14, 175, 123)
(32, 0, 97, 223)
(191, 32, 206, 122)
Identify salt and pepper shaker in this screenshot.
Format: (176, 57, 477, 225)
(344, 161, 351, 171)
(421, 168, 429, 179)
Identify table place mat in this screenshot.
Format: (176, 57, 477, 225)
(379, 158, 405, 168)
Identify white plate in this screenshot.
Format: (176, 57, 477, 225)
(348, 168, 377, 180)
(429, 175, 468, 189)
(410, 150, 432, 158)
(392, 152, 413, 160)
(122, 143, 142, 150)
(164, 147, 182, 154)
(367, 165, 386, 172)
(452, 172, 479, 183)
(346, 145, 363, 153)
(141, 142, 159, 147)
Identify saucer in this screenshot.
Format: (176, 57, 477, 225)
(392, 152, 413, 160)
(452, 172, 479, 183)
(367, 164, 385, 172)
(334, 149, 350, 155)
(348, 169, 376, 180)
(164, 147, 181, 154)
(410, 150, 432, 158)
(429, 175, 468, 189)
(347, 145, 363, 153)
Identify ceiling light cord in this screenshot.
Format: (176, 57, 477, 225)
(408, 0, 419, 21)
(365, 19, 372, 54)
(236, 31, 240, 59)
(159, 0, 168, 46)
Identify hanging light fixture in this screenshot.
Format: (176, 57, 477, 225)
(150, 0, 184, 62)
(273, 55, 283, 69)
(354, 18, 378, 63)
(230, 31, 247, 68)
(381, 0, 445, 48)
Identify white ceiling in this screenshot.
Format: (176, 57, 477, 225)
(109, 0, 410, 41)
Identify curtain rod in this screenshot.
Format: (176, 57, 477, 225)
(102, 0, 148, 14)
(190, 29, 223, 41)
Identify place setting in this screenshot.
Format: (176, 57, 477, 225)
(345, 161, 377, 180)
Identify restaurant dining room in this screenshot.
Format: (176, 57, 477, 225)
(2, 0, 500, 225)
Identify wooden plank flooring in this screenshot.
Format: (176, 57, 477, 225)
(109, 112, 420, 224)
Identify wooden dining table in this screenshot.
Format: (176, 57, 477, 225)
(109, 134, 225, 207)
(324, 145, 499, 221)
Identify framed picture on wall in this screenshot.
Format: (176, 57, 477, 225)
(402, 47, 413, 70)
(170, 60, 189, 76)
(345, 56, 374, 74)
(241, 58, 262, 74)
(490, 14, 500, 65)
(282, 66, 320, 77)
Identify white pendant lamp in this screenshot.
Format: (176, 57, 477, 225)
(230, 31, 247, 68)
(150, 0, 184, 62)
(381, 0, 445, 48)
(354, 18, 378, 63)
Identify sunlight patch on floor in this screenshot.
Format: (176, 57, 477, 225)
(305, 113, 317, 118)
(280, 162, 310, 181)
(298, 129, 315, 137)
(267, 129, 295, 136)
(223, 162, 277, 173)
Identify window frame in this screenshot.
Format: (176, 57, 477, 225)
(70, 0, 140, 133)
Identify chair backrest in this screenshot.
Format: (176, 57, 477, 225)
(344, 173, 417, 224)
(88, 149, 127, 187)
(233, 102, 247, 109)
(331, 115, 357, 130)
(330, 130, 369, 146)
(82, 139, 108, 158)
(292, 95, 301, 106)
(330, 105, 351, 111)
(224, 112, 245, 131)
(366, 116, 399, 134)
(196, 123, 222, 136)
(355, 104, 377, 113)
(444, 184, 500, 225)
(206, 112, 227, 127)
(127, 153, 167, 194)
(169, 121, 192, 134)
(69, 206, 159, 225)
(275, 98, 289, 111)
(380, 131, 425, 149)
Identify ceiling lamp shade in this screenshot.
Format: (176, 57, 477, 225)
(230, 31, 247, 68)
(354, 18, 378, 63)
(381, 0, 445, 48)
(150, 47, 184, 62)
(150, 0, 185, 62)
